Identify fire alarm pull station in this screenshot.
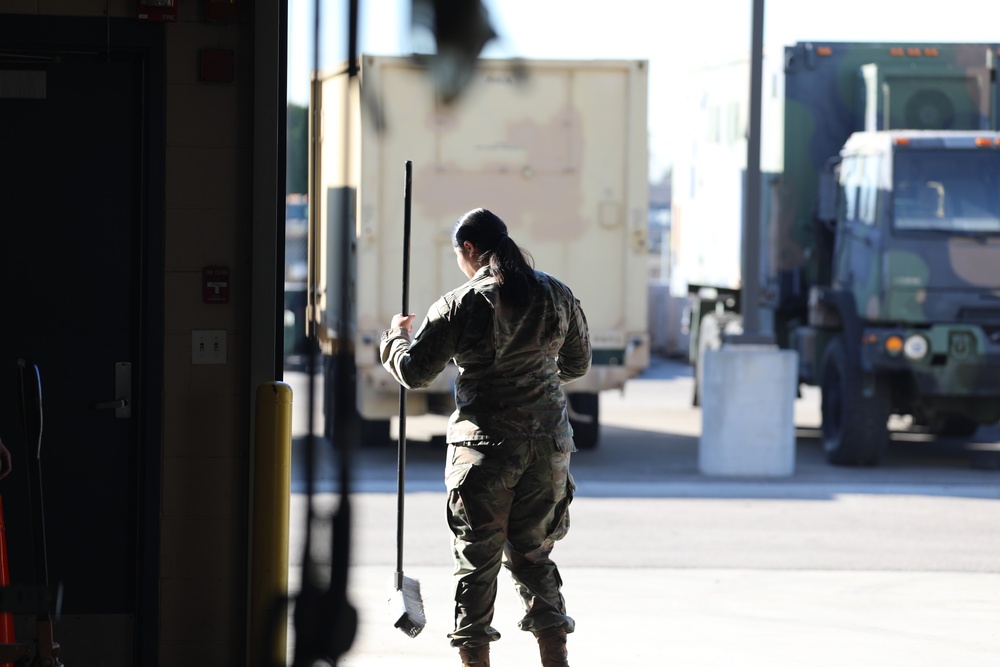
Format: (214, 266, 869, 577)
(137, 0, 177, 22)
(203, 266, 230, 304)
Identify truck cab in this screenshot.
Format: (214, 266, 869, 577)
(808, 130, 1000, 463)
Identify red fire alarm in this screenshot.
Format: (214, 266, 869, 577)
(138, 0, 177, 22)
(203, 266, 230, 304)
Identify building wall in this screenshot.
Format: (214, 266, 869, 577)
(160, 7, 254, 665)
(1, 2, 265, 665)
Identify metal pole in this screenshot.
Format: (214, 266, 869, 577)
(737, 0, 771, 344)
(395, 161, 412, 589)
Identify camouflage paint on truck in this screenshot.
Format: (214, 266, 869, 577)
(778, 42, 1000, 299)
(781, 43, 1000, 464)
(673, 42, 1000, 466)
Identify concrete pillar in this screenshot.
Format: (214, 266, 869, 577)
(699, 347, 797, 476)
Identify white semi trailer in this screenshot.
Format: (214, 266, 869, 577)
(310, 55, 650, 449)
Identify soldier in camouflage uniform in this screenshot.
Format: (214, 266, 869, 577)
(380, 208, 591, 667)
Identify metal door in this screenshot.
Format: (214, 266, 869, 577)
(0, 43, 151, 665)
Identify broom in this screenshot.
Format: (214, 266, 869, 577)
(389, 160, 426, 638)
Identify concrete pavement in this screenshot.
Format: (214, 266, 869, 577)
(283, 355, 1000, 666)
(307, 565, 1000, 666)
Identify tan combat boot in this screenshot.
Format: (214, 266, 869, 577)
(459, 643, 490, 667)
(535, 627, 570, 667)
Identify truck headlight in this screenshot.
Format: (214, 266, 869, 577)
(903, 335, 929, 360)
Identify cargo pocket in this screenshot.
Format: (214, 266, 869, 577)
(547, 463, 575, 544)
(444, 445, 483, 536)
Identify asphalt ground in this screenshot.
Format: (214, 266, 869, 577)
(283, 356, 1000, 666)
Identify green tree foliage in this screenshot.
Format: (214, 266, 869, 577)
(286, 103, 308, 195)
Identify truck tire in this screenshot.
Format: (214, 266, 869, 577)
(323, 354, 355, 441)
(568, 392, 599, 450)
(928, 413, 979, 438)
(820, 336, 890, 466)
(360, 418, 393, 448)
(323, 355, 394, 447)
(692, 312, 742, 407)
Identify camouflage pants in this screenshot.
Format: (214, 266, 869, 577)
(444, 437, 576, 648)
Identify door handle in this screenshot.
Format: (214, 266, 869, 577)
(94, 362, 131, 419)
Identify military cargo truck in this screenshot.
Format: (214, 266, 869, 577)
(671, 42, 1000, 465)
(310, 55, 650, 449)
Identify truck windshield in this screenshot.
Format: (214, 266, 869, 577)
(892, 149, 1000, 234)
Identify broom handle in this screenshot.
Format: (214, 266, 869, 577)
(395, 160, 412, 588)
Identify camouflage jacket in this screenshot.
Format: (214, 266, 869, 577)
(380, 267, 591, 446)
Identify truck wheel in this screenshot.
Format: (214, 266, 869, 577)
(820, 336, 890, 466)
(323, 355, 394, 447)
(692, 313, 741, 407)
(360, 418, 393, 447)
(568, 392, 599, 450)
(929, 413, 979, 438)
(323, 354, 356, 441)
(693, 314, 718, 406)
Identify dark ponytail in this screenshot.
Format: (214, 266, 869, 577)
(453, 208, 536, 305)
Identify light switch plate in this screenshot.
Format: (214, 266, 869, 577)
(192, 330, 227, 364)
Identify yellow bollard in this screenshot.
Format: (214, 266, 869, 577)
(250, 382, 293, 667)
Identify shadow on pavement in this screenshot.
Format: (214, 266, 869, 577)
(292, 425, 1000, 500)
(287, 355, 999, 500)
